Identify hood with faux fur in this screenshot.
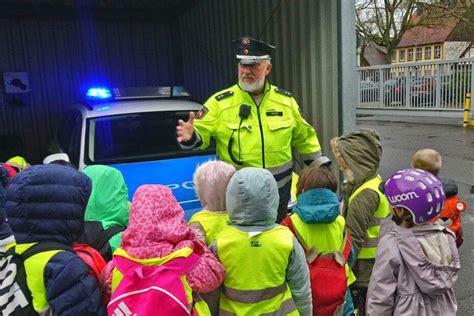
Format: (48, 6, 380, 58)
(331, 129, 382, 195)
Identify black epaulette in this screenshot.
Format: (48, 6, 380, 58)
(275, 87, 292, 97)
(215, 90, 234, 101)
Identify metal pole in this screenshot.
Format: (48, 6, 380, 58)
(464, 92, 471, 128)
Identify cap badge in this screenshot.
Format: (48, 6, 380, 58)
(242, 37, 250, 45)
(243, 49, 249, 55)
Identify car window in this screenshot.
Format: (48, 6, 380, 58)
(85, 111, 214, 164)
(57, 110, 82, 166)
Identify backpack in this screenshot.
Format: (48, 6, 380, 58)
(286, 218, 352, 316)
(0, 242, 97, 316)
(107, 253, 200, 316)
(76, 221, 126, 261)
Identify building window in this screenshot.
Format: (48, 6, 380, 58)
(416, 47, 423, 61)
(391, 51, 396, 62)
(425, 47, 432, 60)
(399, 50, 406, 62)
(407, 48, 414, 61)
(434, 45, 441, 59)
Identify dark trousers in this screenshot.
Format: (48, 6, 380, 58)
(350, 287, 367, 316)
(276, 180, 292, 223)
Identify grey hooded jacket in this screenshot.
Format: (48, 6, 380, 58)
(367, 220, 460, 316)
(212, 167, 312, 316)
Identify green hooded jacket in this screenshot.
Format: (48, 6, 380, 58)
(331, 129, 385, 288)
(83, 165, 130, 251)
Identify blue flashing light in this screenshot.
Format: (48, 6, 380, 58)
(86, 87, 112, 100)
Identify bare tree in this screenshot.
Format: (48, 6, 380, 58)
(356, 0, 469, 63)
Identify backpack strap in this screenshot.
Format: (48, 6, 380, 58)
(285, 216, 309, 253)
(20, 241, 74, 260)
(94, 225, 126, 251)
(342, 230, 353, 262)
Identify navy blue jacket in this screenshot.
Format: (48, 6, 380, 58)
(5, 165, 106, 316)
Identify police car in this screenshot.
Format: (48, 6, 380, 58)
(53, 86, 214, 219)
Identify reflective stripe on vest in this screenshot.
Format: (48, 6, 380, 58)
(290, 213, 356, 286)
(348, 175, 390, 259)
(188, 210, 229, 246)
(13, 243, 63, 313)
(216, 226, 298, 315)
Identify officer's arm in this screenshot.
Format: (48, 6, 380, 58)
(44, 251, 106, 316)
(193, 100, 219, 150)
(345, 189, 380, 256)
(286, 238, 312, 316)
(289, 100, 329, 167)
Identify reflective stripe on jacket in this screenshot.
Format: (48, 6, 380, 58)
(216, 225, 299, 315)
(188, 210, 229, 246)
(290, 213, 356, 285)
(348, 175, 390, 259)
(194, 82, 322, 189)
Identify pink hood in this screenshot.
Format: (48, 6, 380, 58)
(121, 184, 197, 259)
(102, 184, 225, 297)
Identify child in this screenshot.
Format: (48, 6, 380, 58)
(411, 148, 467, 247)
(4, 164, 105, 315)
(280, 165, 356, 316)
(80, 165, 130, 260)
(102, 184, 225, 314)
(212, 167, 312, 315)
(367, 168, 460, 315)
(331, 129, 391, 315)
(189, 160, 236, 245)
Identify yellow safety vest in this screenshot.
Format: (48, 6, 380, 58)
(216, 225, 299, 316)
(188, 210, 229, 246)
(290, 213, 357, 285)
(348, 175, 390, 259)
(194, 82, 322, 188)
(111, 247, 210, 315)
(9, 243, 64, 313)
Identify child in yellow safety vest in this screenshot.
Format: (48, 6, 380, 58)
(281, 165, 356, 316)
(189, 160, 236, 246)
(211, 167, 312, 315)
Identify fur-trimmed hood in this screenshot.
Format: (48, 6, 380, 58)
(331, 129, 382, 194)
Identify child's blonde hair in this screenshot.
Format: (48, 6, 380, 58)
(193, 160, 236, 212)
(410, 148, 442, 176)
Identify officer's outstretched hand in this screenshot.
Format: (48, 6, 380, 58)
(176, 111, 195, 143)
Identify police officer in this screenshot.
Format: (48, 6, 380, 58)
(177, 35, 330, 222)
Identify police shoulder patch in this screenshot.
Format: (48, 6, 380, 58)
(196, 106, 209, 120)
(215, 90, 234, 101)
(275, 87, 292, 98)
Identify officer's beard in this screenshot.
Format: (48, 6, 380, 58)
(239, 77, 265, 95)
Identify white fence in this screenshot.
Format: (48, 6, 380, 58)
(357, 58, 474, 110)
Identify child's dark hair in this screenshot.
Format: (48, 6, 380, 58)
(296, 165, 338, 196)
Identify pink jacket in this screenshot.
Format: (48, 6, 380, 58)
(103, 185, 225, 295)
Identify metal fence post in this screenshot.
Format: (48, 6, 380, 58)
(435, 63, 441, 109)
(405, 67, 411, 108)
(378, 68, 384, 108)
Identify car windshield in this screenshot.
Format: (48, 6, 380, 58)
(86, 111, 214, 164)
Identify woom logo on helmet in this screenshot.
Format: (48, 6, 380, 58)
(388, 191, 420, 204)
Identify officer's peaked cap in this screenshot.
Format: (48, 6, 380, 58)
(232, 36, 276, 65)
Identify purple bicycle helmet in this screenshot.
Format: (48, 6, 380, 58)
(384, 168, 445, 225)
